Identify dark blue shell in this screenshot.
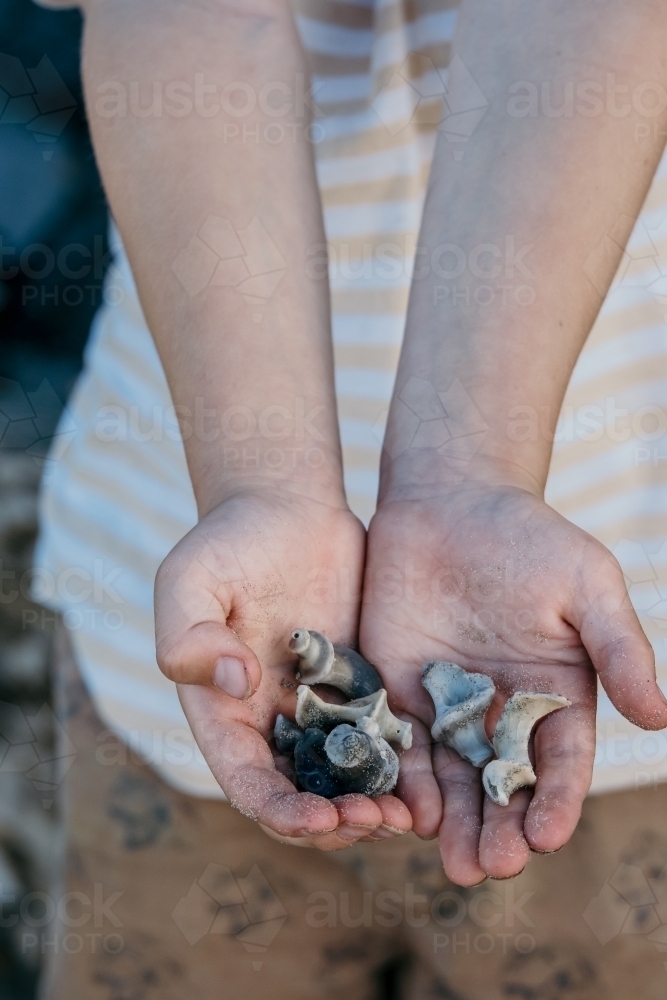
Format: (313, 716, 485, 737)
(274, 714, 304, 755)
(274, 712, 397, 799)
(293, 728, 346, 798)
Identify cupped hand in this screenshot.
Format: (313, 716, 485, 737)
(360, 483, 667, 883)
(154, 487, 412, 849)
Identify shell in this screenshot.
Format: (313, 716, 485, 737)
(289, 628, 383, 699)
(274, 716, 400, 797)
(293, 728, 346, 797)
(273, 714, 303, 755)
(422, 661, 495, 767)
(295, 685, 413, 750)
(276, 629, 409, 798)
(325, 724, 398, 796)
(482, 692, 571, 806)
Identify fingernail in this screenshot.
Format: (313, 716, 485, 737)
(297, 827, 337, 837)
(214, 656, 250, 698)
(379, 823, 406, 836)
(366, 826, 402, 840)
(337, 823, 376, 841)
(489, 869, 525, 880)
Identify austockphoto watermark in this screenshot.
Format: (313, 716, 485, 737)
(307, 236, 535, 307)
(0, 235, 117, 308)
(0, 53, 76, 160)
(93, 396, 326, 450)
(507, 398, 667, 448)
(613, 538, 667, 640)
(305, 881, 536, 956)
(0, 560, 125, 633)
(22, 607, 125, 634)
(595, 723, 667, 776)
(0, 561, 123, 610)
(507, 75, 667, 122)
(93, 74, 324, 131)
(306, 559, 546, 637)
(174, 215, 536, 311)
(584, 852, 667, 961)
(0, 885, 124, 957)
(172, 864, 286, 970)
(95, 726, 207, 771)
(371, 55, 489, 155)
(0, 702, 75, 807)
(313, 557, 535, 608)
(171, 215, 286, 318)
(93, 397, 329, 475)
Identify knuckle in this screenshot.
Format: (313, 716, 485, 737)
(537, 738, 591, 768)
(156, 640, 187, 682)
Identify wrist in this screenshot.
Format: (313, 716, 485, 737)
(193, 446, 348, 518)
(176, 389, 347, 516)
(377, 375, 552, 504)
(377, 447, 545, 507)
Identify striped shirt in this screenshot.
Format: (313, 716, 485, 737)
(36, 0, 667, 796)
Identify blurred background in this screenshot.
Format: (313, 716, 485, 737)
(0, 1, 109, 994)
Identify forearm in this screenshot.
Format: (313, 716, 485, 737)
(81, 0, 342, 515)
(382, 0, 667, 501)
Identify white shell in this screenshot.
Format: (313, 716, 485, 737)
(422, 661, 495, 767)
(295, 686, 413, 750)
(482, 692, 571, 806)
(289, 628, 382, 699)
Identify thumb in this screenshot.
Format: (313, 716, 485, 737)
(154, 552, 262, 699)
(571, 549, 667, 730)
(156, 620, 262, 699)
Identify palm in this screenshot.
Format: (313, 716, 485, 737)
(361, 485, 663, 883)
(156, 490, 411, 847)
(180, 492, 362, 738)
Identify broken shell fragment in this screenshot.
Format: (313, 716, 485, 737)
(274, 714, 304, 755)
(289, 628, 383, 699)
(420, 659, 572, 806)
(373, 740, 402, 795)
(295, 685, 412, 750)
(422, 661, 495, 767)
(482, 692, 571, 806)
(355, 716, 401, 795)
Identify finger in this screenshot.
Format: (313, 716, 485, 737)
(524, 703, 596, 854)
(264, 796, 412, 849)
(261, 797, 386, 852)
(572, 550, 667, 729)
(158, 620, 262, 697)
(433, 744, 486, 887)
(359, 794, 413, 840)
(262, 794, 411, 850)
(333, 794, 383, 841)
(479, 791, 532, 879)
(375, 794, 413, 834)
(155, 537, 264, 697)
(257, 825, 358, 852)
(395, 718, 442, 838)
(180, 685, 338, 837)
(258, 825, 313, 848)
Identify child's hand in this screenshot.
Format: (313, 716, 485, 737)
(360, 484, 667, 883)
(154, 488, 411, 849)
